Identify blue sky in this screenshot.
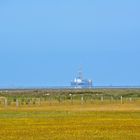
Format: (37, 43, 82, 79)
(0, 0, 140, 87)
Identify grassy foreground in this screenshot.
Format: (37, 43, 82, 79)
(0, 102, 140, 140)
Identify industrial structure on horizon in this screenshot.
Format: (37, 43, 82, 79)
(71, 69, 93, 88)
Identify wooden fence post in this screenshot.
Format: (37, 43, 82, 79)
(38, 98, 41, 106)
(5, 98, 7, 107)
(101, 96, 104, 102)
(121, 96, 123, 104)
(16, 99, 19, 107)
(69, 94, 73, 104)
(81, 95, 84, 104)
(111, 96, 114, 102)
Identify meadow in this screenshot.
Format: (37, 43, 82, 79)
(0, 89, 140, 140)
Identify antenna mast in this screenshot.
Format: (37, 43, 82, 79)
(78, 67, 83, 80)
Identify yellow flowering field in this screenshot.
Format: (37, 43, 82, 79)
(0, 101, 140, 140)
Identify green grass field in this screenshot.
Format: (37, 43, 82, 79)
(0, 89, 140, 140)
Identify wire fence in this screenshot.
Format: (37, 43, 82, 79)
(0, 94, 139, 107)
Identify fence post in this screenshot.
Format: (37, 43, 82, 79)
(59, 96, 61, 104)
(69, 94, 73, 104)
(81, 95, 84, 104)
(16, 99, 19, 107)
(49, 95, 51, 105)
(38, 98, 41, 106)
(101, 96, 104, 102)
(111, 96, 114, 102)
(5, 98, 7, 107)
(121, 96, 123, 104)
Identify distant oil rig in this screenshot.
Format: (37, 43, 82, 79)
(71, 69, 93, 88)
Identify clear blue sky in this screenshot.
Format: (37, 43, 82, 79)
(0, 0, 140, 87)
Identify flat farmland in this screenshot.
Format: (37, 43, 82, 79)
(0, 89, 140, 140)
